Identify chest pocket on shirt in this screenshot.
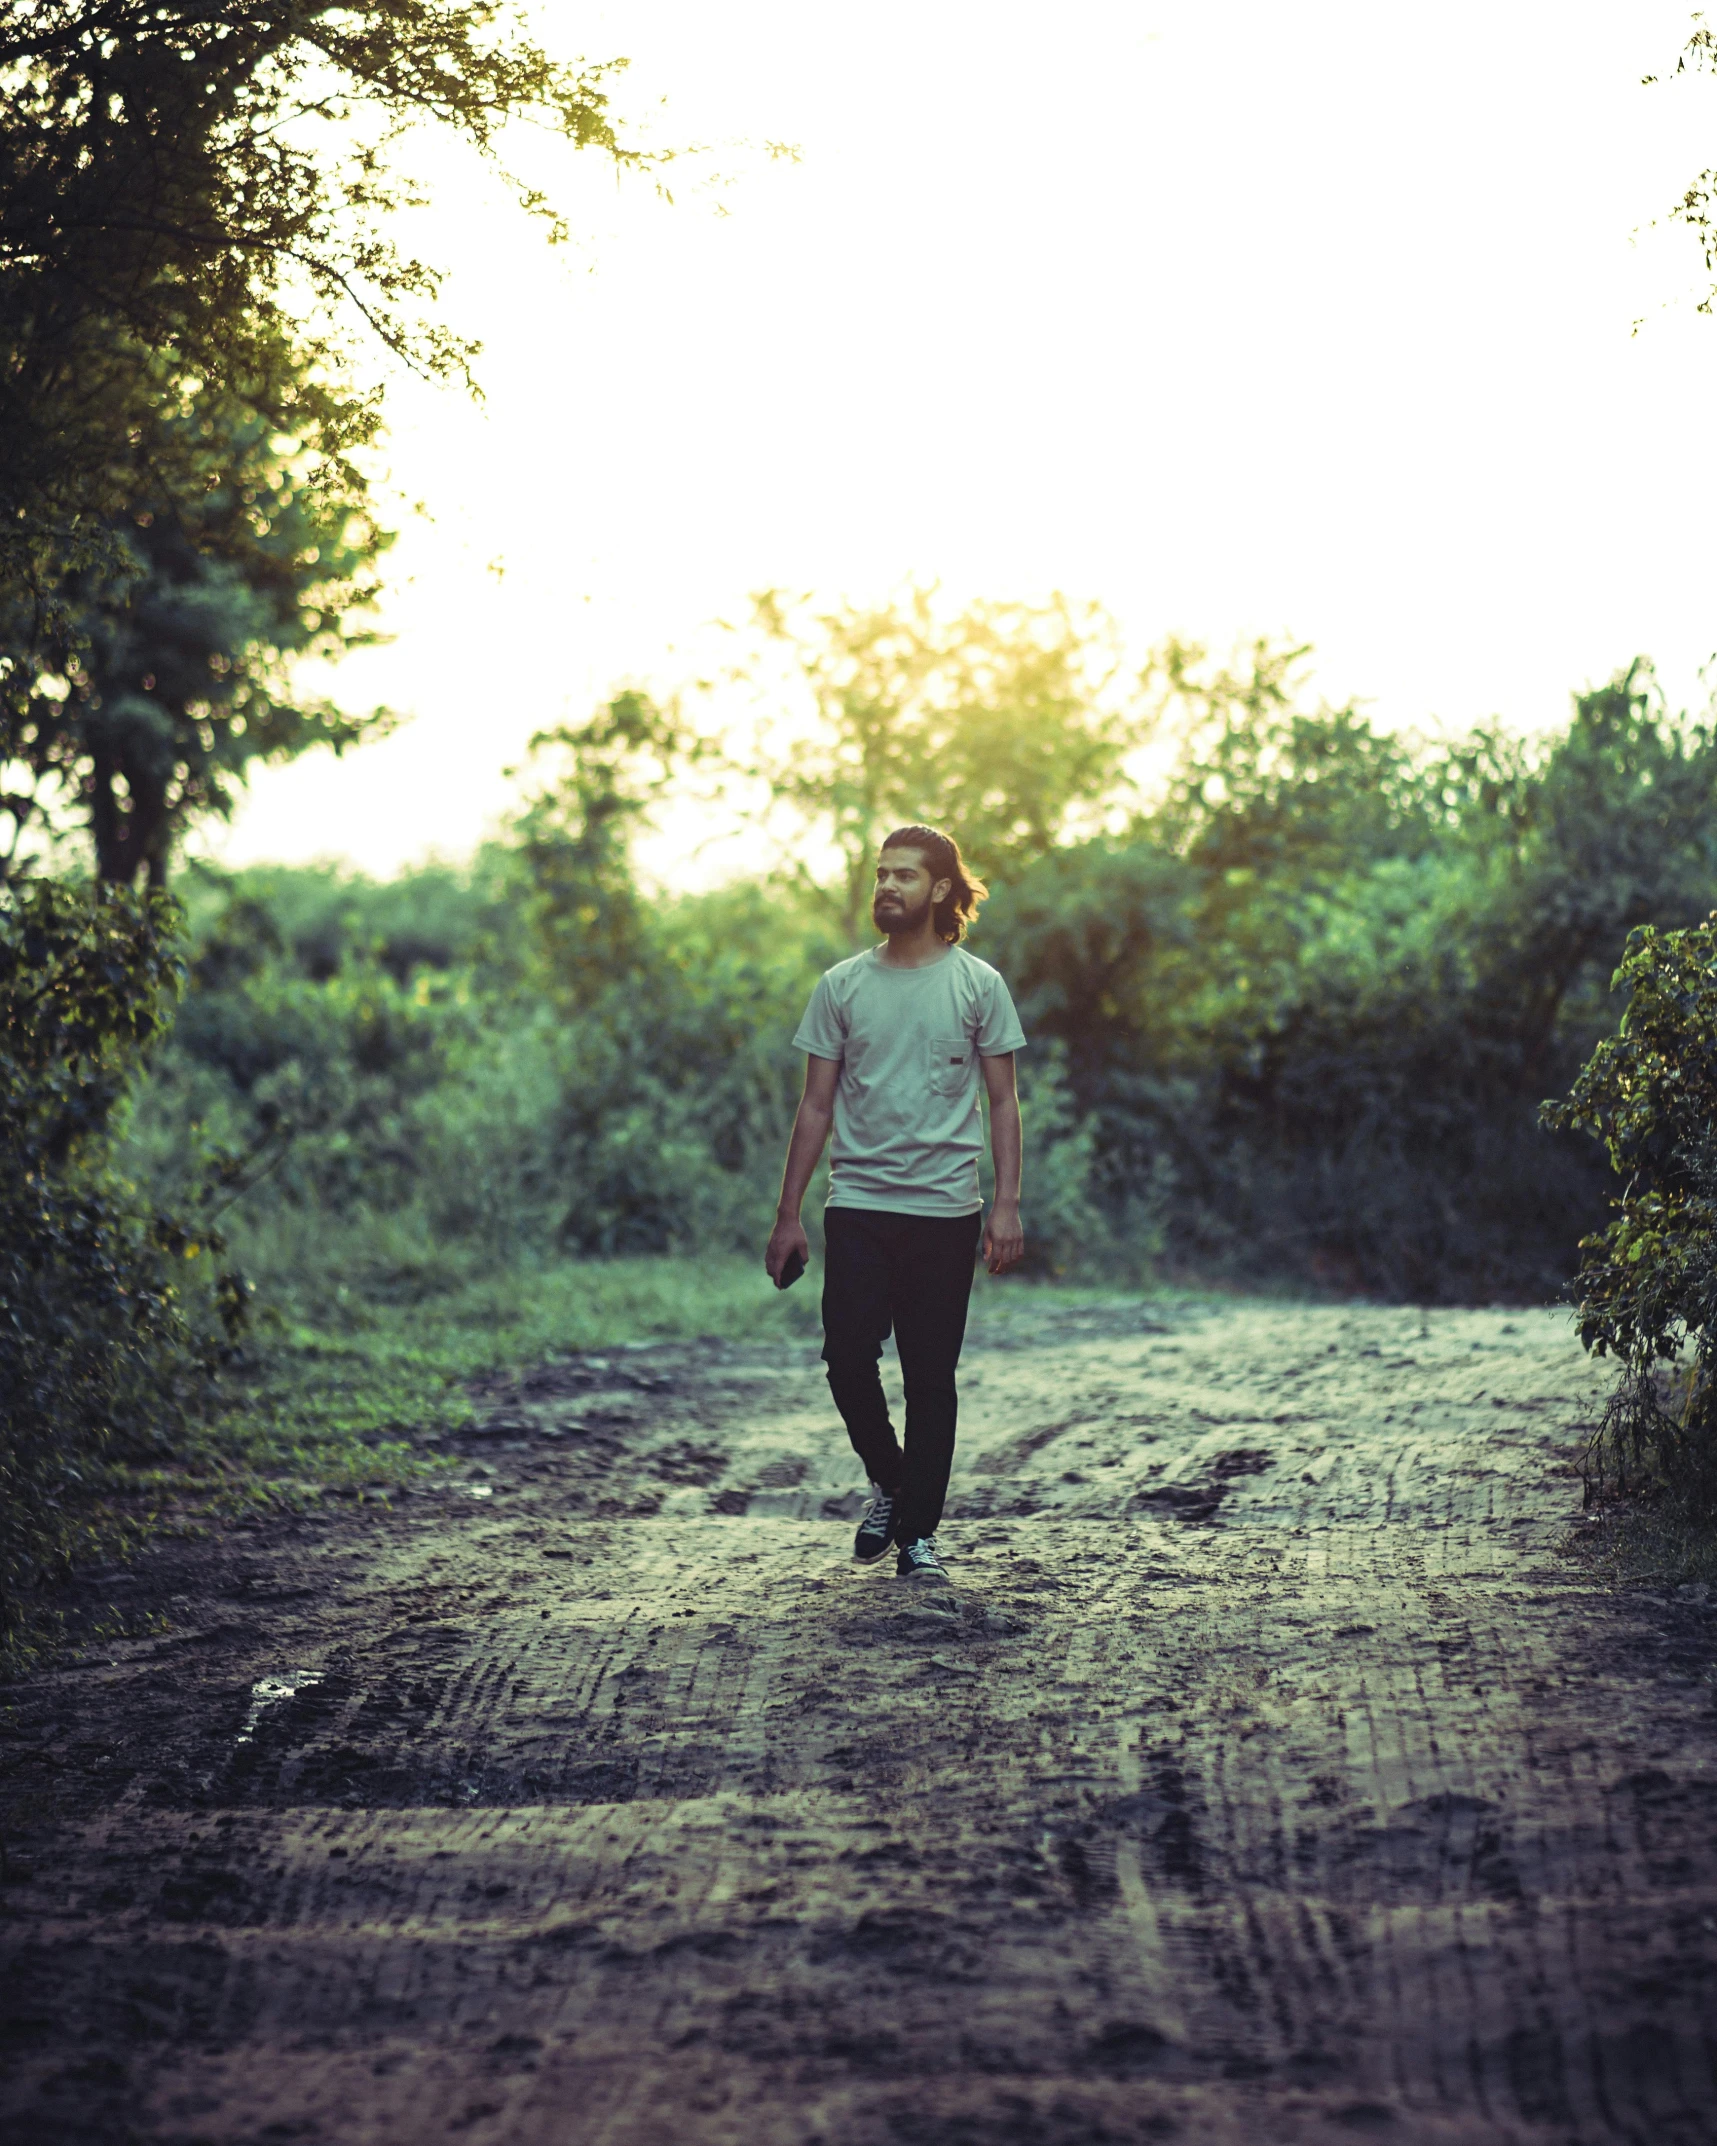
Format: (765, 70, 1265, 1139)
(930, 1034, 974, 1098)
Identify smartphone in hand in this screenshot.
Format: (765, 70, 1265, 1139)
(775, 1249, 807, 1291)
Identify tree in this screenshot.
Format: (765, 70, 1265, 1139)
(0, 2, 642, 583)
(508, 691, 703, 1009)
(0, 0, 653, 810)
(1148, 636, 1417, 875)
(4, 389, 393, 885)
(1456, 662, 1717, 1092)
(722, 587, 1144, 935)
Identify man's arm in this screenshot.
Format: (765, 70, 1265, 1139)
(765, 1054, 841, 1281)
(980, 1051, 1025, 1275)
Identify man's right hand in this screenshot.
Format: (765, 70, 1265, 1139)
(765, 1215, 811, 1285)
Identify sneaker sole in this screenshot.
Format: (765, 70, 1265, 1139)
(852, 1544, 892, 1566)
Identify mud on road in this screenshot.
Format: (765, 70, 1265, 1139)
(3, 1294, 1717, 2145)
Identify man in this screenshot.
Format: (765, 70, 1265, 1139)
(765, 824, 1027, 1587)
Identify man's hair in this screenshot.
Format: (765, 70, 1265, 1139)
(879, 824, 989, 944)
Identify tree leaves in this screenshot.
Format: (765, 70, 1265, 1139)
(1542, 915, 1717, 1509)
(5, 389, 395, 884)
(0, 877, 239, 1652)
(0, 2, 640, 566)
(0, 2, 648, 837)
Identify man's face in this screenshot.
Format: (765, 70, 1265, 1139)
(872, 847, 950, 935)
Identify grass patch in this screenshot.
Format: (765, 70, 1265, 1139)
(139, 1231, 1188, 1523)
(174, 1239, 827, 1502)
(196, 1227, 1199, 1513)
(1569, 1493, 1717, 1595)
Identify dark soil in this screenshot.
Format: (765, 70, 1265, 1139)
(3, 1298, 1715, 2144)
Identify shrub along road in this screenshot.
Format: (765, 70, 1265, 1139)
(2, 1294, 1714, 2144)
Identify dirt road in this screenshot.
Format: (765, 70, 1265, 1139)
(3, 1293, 1716, 2145)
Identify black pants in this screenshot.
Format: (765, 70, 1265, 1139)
(821, 1206, 983, 1546)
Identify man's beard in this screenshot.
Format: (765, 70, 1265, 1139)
(873, 890, 933, 936)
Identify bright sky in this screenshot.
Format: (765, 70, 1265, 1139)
(207, 0, 1717, 882)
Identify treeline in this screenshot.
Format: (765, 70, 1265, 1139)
(120, 635, 1717, 1309)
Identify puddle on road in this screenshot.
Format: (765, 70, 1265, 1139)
(237, 1670, 324, 1743)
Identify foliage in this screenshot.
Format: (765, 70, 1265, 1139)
(977, 657, 1717, 1297)
(0, 876, 239, 1661)
(509, 691, 709, 1008)
(0, 2, 653, 886)
(0, 0, 641, 599)
(1543, 916, 1717, 1512)
(120, 650, 1717, 1320)
(0, 6, 709, 1658)
(135, 859, 835, 1263)
(4, 394, 394, 884)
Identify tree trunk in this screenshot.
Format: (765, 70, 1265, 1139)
(88, 742, 171, 887)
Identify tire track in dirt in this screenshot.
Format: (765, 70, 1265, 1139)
(3, 1299, 1716, 2143)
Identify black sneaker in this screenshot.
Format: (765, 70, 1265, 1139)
(895, 1535, 949, 1585)
(853, 1482, 898, 1565)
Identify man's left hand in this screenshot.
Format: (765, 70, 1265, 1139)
(984, 1201, 1025, 1275)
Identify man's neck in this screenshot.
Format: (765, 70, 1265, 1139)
(877, 924, 950, 969)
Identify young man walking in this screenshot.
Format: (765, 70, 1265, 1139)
(765, 825, 1027, 1586)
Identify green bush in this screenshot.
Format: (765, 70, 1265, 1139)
(1543, 915, 1717, 1512)
(128, 867, 832, 1269)
(123, 854, 1129, 1295)
(0, 880, 240, 1662)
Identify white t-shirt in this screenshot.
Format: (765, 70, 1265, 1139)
(792, 943, 1027, 1216)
